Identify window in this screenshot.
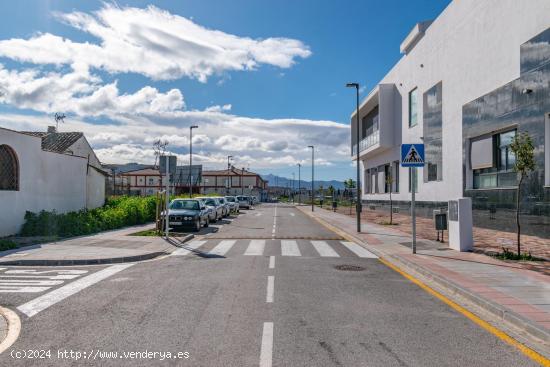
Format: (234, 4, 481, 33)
(0, 145, 19, 191)
(472, 129, 517, 189)
(546, 113, 550, 186)
(148, 178, 154, 185)
(409, 88, 418, 127)
(423, 82, 443, 182)
(384, 164, 391, 193)
(393, 161, 400, 193)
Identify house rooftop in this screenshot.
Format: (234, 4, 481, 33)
(20, 131, 83, 154)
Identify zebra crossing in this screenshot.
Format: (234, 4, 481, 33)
(170, 239, 378, 258)
(0, 267, 89, 293)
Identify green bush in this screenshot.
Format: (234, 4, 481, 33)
(0, 239, 17, 251)
(20, 196, 158, 238)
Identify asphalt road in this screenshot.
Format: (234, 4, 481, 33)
(0, 203, 539, 366)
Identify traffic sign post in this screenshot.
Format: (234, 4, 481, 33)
(401, 144, 425, 254)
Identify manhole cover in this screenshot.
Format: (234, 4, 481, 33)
(334, 265, 365, 271)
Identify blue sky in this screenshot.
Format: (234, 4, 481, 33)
(0, 0, 450, 181)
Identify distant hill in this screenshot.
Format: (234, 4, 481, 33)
(261, 174, 345, 190)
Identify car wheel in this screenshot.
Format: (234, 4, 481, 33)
(193, 218, 201, 232)
(204, 217, 209, 228)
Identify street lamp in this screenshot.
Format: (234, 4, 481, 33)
(297, 163, 301, 205)
(346, 82, 361, 232)
(189, 125, 198, 198)
(292, 172, 295, 203)
(227, 155, 233, 195)
(308, 145, 314, 212)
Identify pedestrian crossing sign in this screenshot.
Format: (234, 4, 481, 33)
(401, 144, 425, 167)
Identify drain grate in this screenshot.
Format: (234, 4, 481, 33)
(334, 265, 365, 271)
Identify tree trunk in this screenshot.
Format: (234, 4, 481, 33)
(389, 188, 393, 224)
(516, 174, 523, 256)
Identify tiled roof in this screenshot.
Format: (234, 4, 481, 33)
(203, 168, 259, 176)
(20, 131, 83, 153)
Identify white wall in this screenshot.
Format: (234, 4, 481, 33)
(0, 128, 88, 236)
(358, 0, 550, 203)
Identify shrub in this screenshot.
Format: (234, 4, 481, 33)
(0, 239, 17, 251)
(20, 196, 158, 238)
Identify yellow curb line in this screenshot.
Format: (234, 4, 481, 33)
(300, 207, 550, 366)
(0, 306, 21, 355)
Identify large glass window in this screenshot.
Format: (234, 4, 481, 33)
(423, 82, 443, 182)
(409, 88, 418, 127)
(472, 129, 517, 189)
(546, 113, 550, 186)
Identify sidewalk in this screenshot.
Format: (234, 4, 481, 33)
(298, 206, 550, 348)
(0, 224, 184, 265)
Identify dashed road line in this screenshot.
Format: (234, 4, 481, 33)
(311, 240, 340, 257)
(0, 269, 89, 293)
(266, 276, 274, 303)
(269, 256, 275, 269)
(259, 322, 273, 367)
(17, 264, 134, 317)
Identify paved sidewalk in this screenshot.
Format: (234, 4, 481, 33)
(0, 224, 183, 265)
(298, 206, 550, 346)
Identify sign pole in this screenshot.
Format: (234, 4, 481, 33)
(165, 155, 170, 239)
(411, 167, 416, 254)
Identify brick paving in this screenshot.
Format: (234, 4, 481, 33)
(327, 205, 550, 275)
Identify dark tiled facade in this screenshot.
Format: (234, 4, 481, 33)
(462, 28, 550, 238)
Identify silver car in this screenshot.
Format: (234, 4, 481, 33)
(236, 195, 250, 209)
(197, 197, 224, 222)
(216, 197, 230, 217)
(224, 196, 240, 214)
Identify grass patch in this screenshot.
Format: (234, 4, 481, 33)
(129, 229, 159, 237)
(378, 221, 399, 226)
(0, 239, 18, 251)
(493, 248, 543, 261)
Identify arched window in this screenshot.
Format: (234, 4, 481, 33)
(0, 145, 19, 191)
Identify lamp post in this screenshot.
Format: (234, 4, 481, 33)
(308, 145, 314, 212)
(346, 82, 362, 233)
(227, 155, 233, 195)
(297, 163, 301, 205)
(189, 125, 198, 198)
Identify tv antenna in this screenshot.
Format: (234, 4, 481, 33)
(54, 113, 66, 130)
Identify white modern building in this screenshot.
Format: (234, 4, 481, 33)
(351, 0, 550, 237)
(0, 126, 106, 236)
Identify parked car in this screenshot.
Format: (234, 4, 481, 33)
(237, 195, 251, 209)
(197, 197, 224, 221)
(167, 199, 209, 232)
(196, 198, 217, 223)
(217, 197, 231, 217)
(224, 196, 240, 214)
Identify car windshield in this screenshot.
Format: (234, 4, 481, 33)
(226, 197, 235, 202)
(169, 200, 199, 210)
(219, 198, 225, 203)
(204, 199, 216, 206)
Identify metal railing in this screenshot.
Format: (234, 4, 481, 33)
(352, 128, 380, 156)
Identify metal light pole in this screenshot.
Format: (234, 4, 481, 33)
(292, 172, 295, 203)
(308, 145, 314, 212)
(346, 82, 362, 232)
(189, 125, 198, 198)
(227, 155, 233, 195)
(297, 163, 301, 205)
(227, 155, 233, 170)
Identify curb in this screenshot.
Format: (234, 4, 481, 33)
(297, 206, 550, 344)
(0, 307, 21, 355)
(0, 234, 195, 267)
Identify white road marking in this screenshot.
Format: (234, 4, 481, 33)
(272, 205, 277, 238)
(311, 241, 340, 257)
(289, 212, 295, 217)
(255, 212, 262, 217)
(244, 240, 265, 256)
(17, 264, 134, 317)
(281, 240, 301, 256)
(5, 269, 87, 275)
(0, 286, 51, 293)
(269, 256, 275, 269)
(266, 276, 274, 303)
(207, 240, 236, 256)
(0, 280, 63, 286)
(170, 240, 206, 256)
(259, 322, 273, 367)
(341, 241, 378, 258)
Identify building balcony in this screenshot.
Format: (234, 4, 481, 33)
(351, 83, 400, 160)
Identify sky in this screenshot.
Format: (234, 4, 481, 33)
(0, 0, 451, 181)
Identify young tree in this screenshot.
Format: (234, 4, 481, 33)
(386, 172, 395, 224)
(509, 132, 535, 256)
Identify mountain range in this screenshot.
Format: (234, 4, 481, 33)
(261, 174, 345, 190)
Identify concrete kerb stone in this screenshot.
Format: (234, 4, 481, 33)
(297, 206, 550, 344)
(0, 234, 195, 266)
(0, 306, 21, 355)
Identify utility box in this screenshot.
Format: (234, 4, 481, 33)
(433, 211, 447, 231)
(448, 198, 473, 252)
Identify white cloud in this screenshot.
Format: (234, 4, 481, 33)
(0, 4, 311, 82)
